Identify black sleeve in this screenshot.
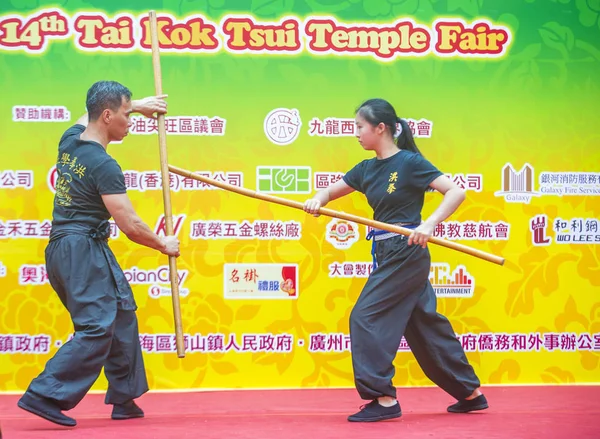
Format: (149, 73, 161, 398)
(91, 159, 127, 195)
(410, 154, 444, 191)
(342, 160, 367, 193)
(59, 124, 86, 146)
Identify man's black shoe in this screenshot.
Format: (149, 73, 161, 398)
(447, 394, 489, 413)
(112, 400, 144, 420)
(17, 393, 76, 427)
(348, 399, 401, 422)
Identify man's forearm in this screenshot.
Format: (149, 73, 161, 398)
(131, 100, 147, 113)
(123, 217, 167, 253)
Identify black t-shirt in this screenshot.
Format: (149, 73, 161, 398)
(343, 150, 443, 224)
(51, 124, 126, 231)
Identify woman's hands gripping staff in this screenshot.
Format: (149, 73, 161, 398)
(303, 179, 356, 217)
(302, 175, 466, 249)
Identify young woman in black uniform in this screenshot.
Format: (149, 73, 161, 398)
(303, 98, 488, 422)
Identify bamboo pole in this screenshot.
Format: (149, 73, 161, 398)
(168, 164, 505, 266)
(149, 11, 185, 358)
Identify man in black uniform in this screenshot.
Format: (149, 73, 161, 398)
(17, 81, 180, 427)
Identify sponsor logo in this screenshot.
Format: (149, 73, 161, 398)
(530, 214, 552, 246)
(256, 166, 311, 194)
(429, 263, 475, 298)
(264, 108, 302, 145)
(224, 263, 298, 299)
(494, 163, 539, 204)
(326, 219, 359, 249)
(47, 166, 58, 192)
(530, 215, 600, 245)
(121, 266, 190, 298)
(154, 214, 186, 237)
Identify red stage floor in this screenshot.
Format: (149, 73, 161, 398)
(1, 386, 599, 439)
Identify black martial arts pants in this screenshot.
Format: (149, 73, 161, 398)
(350, 234, 480, 401)
(25, 234, 148, 411)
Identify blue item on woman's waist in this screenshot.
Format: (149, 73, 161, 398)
(366, 223, 419, 270)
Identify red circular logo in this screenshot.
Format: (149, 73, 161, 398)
(150, 286, 161, 297)
(47, 166, 57, 193)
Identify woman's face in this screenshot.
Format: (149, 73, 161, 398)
(355, 114, 384, 150)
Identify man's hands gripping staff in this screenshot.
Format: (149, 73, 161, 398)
(98, 93, 179, 257)
(132, 95, 168, 119)
(103, 194, 180, 257)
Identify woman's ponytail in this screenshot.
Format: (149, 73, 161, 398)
(396, 117, 423, 156)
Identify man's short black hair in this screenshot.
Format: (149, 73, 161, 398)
(86, 81, 132, 121)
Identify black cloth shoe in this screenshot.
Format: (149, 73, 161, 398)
(447, 394, 489, 413)
(111, 400, 145, 420)
(17, 392, 77, 427)
(347, 399, 402, 422)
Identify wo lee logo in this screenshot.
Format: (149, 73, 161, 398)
(529, 215, 600, 245)
(530, 214, 552, 246)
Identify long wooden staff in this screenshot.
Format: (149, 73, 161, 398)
(168, 165, 505, 266)
(149, 11, 185, 358)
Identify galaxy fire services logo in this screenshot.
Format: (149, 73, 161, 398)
(326, 219, 359, 249)
(494, 163, 540, 204)
(264, 108, 302, 145)
(495, 163, 599, 203)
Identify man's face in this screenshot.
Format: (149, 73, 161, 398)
(106, 96, 133, 142)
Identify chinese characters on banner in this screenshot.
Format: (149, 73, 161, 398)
(2, 332, 598, 355)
